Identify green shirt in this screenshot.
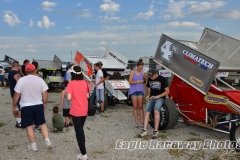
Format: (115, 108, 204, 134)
(52, 113, 64, 131)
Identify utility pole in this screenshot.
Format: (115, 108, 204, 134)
(71, 50, 72, 62)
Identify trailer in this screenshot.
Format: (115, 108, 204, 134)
(152, 28, 240, 148)
(0, 55, 16, 86)
(33, 55, 63, 90)
(74, 46, 132, 107)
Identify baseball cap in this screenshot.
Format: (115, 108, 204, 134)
(97, 61, 103, 65)
(25, 64, 35, 72)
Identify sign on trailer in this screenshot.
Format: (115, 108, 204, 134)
(154, 34, 220, 95)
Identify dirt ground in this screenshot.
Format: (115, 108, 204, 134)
(0, 86, 239, 160)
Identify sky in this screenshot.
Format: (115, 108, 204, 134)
(0, 0, 240, 64)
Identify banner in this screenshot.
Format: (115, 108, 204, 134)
(159, 70, 171, 77)
(217, 72, 229, 77)
(154, 34, 220, 95)
(74, 51, 93, 77)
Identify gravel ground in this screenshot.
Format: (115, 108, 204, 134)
(0, 87, 239, 160)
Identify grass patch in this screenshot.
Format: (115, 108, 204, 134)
(47, 101, 55, 103)
(168, 149, 186, 158)
(93, 150, 106, 154)
(186, 137, 204, 141)
(0, 123, 5, 127)
(125, 110, 132, 113)
(2, 94, 4, 96)
(159, 134, 167, 139)
(115, 124, 119, 126)
(99, 115, 111, 118)
(142, 135, 151, 140)
(3, 86, 10, 89)
(160, 130, 167, 133)
(5, 102, 10, 105)
(189, 132, 199, 136)
(7, 145, 18, 150)
(86, 127, 91, 130)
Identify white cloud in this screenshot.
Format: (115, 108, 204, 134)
(37, 15, 55, 28)
(188, 1, 225, 17)
(67, 26, 71, 29)
(164, 0, 225, 19)
(29, 19, 34, 27)
(41, 1, 57, 11)
(61, 10, 92, 18)
(99, 0, 120, 14)
(212, 10, 240, 19)
(0, 45, 10, 49)
(99, 15, 126, 22)
(77, 3, 82, 7)
(166, 21, 200, 28)
(4, 0, 12, 2)
(85, 47, 105, 51)
(134, 1, 154, 20)
(99, 41, 108, 45)
(24, 49, 37, 53)
(3, 11, 21, 27)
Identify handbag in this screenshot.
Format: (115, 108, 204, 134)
(85, 80, 96, 116)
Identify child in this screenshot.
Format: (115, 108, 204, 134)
(59, 80, 73, 127)
(52, 106, 64, 132)
(0, 66, 6, 87)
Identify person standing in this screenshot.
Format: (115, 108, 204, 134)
(0, 66, 6, 87)
(59, 80, 73, 127)
(66, 65, 90, 160)
(19, 59, 30, 76)
(90, 61, 109, 107)
(94, 62, 105, 114)
(13, 64, 52, 151)
(128, 59, 147, 128)
(139, 70, 169, 139)
(8, 61, 22, 128)
(64, 62, 74, 82)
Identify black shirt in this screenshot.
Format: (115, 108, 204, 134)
(8, 70, 20, 98)
(94, 69, 109, 78)
(21, 65, 26, 76)
(146, 75, 168, 99)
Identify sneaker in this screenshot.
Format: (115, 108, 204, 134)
(27, 144, 38, 151)
(69, 123, 73, 127)
(140, 124, 144, 129)
(134, 124, 139, 128)
(46, 141, 53, 149)
(139, 129, 147, 137)
(76, 154, 88, 160)
(64, 123, 69, 128)
(33, 125, 40, 131)
(151, 131, 159, 139)
(100, 111, 104, 114)
(15, 123, 21, 128)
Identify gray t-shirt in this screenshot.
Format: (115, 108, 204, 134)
(63, 89, 71, 109)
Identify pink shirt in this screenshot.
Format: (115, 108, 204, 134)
(66, 80, 91, 117)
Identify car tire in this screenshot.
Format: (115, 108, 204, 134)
(149, 98, 179, 130)
(230, 123, 240, 151)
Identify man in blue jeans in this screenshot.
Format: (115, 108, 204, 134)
(139, 70, 169, 139)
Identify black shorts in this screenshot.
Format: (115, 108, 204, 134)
(63, 109, 71, 117)
(21, 104, 46, 128)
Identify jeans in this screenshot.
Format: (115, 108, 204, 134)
(145, 98, 165, 112)
(90, 87, 96, 106)
(72, 116, 87, 155)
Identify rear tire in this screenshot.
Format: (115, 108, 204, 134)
(230, 123, 240, 151)
(149, 98, 179, 130)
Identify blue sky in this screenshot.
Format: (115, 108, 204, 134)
(0, 0, 240, 64)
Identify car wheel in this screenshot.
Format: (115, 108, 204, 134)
(230, 123, 240, 151)
(149, 98, 179, 130)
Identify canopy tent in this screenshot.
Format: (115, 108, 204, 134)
(179, 28, 240, 71)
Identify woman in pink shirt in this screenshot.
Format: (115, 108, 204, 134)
(66, 65, 90, 160)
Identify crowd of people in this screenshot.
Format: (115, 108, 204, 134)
(3, 58, 169, 160)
